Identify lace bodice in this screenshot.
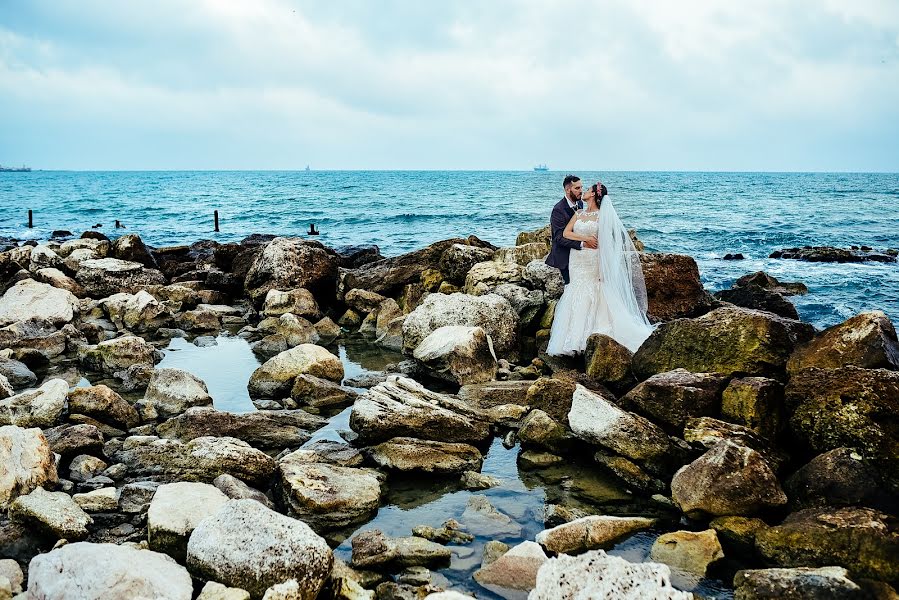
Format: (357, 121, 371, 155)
(573, 210, 599, 237)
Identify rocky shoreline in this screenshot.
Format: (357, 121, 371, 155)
(1, 227, 898, 599)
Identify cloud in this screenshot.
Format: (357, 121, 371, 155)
(0, 0, 897, 170)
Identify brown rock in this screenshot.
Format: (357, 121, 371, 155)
(620, 369, 728, 430)
(721, 377, 784, 442)
(639, 253, 716, 322)
(787, 311, 899, 374)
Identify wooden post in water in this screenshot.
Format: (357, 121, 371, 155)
(214, 210, 220, 232)
(27, 209, 33, 228)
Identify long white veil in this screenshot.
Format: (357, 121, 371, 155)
(596, 196, 654, 352)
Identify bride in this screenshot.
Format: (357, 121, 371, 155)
(546, 183, 654, 355)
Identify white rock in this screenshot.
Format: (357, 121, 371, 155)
(29, 245, 65, 272)
(35, 267, 85, 297)
(186, 499, 333, 599)
(8, 487, 93, 540)
(535, 515, 656, 555)
(0, 374, 12, 400)
(144, 368, 213, 418)
(149, 481, 229, 559)
(197, 581, 251, 600)
(248, 344, 344, 398)
(73, 487, 119, 512)
(0, 559, 23, 595)
(0, 425, 58, 508)
(413, 325, 497, 385)
(474, 541, 547, 596)
(0, 279, 78, 327)
(262, 288, 319, 319)
(529, 549, 693, 600)
(26, 541, 193, 600)
(0, 378, 68, 428)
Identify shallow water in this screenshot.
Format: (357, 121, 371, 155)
(2, 170, 897, 328)
(156, 334, 736, 598)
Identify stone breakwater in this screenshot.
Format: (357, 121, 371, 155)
(0, 227, 898, 599)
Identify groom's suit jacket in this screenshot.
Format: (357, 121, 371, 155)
(545, 196, 582, 285)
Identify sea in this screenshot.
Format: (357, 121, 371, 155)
(1, 170, 897, 329)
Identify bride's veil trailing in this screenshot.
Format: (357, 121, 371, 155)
(596, 196, 654, 351)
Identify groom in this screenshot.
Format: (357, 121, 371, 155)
(545, 174, 597, 284)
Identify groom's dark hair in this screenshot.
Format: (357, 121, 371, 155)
(562, 174, 580, 188)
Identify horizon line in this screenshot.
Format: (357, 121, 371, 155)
(4, 168, 899, 175)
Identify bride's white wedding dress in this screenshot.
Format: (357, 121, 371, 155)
(547, 198, 654, 355)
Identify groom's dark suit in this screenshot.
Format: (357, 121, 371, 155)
(545, 196, 582, 285)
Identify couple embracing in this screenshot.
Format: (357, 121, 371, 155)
(545, 174, 654, 356)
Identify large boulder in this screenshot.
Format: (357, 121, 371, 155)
(157, 406, 326, 448)
(783, 448, 892, 511)
(34, 267, 86, 298)
(0, 378, 67, 428)
(535, 515, 656, 554)
(620, 369, 728, 430)
(110, 233, 157, 267)
(523, 260, 565, 301)
(714, 286, 799, 320)
(567, 384, 672, 467)
(529, 549, 692, 600)
(721, 377, 784, 442)
(473, 541, 547, 597)
(349, 376, 491, 445)
(0, 357, 37, 388)
(0, 279, 78, 327)
(143, 368, 213, 419)
(43, 423, 104, 461)
(248, 344, 343, 399)
(733, 566, 865, 600)
(9, 487, 92, 540)
(787, 310, 899, 374)
(26, 542, 193, 600)
(735, 271, 809, 296)
(67, 384, 140, 430)
(148, 481, 229, 561)
(412, 325, 497, 385)
(277, 458, 382, 531)
(786, 367, 899, 473)
(402, 292, 519, 358)
(671, 440, 787, 517)
(639, 253, 715, 322)
(78, 335, 160, 376)
(633, 306, 815, 379)
(187, 500, 332, 600)
(439, 244, 496, 285)
(649, 529, 724, 576)
(0, 317, 68, 361)
(109, 435, 277, 486)
(75, 257, 165, 297)
(462, 261, 525, 295)
(365, 437, 483, 474)
(584, 334, 635, 388)
(261, 288, 320, 319)
(244, 237, 338, 305)
(493, 242, 550, 266)
(0, 425, 58, 508)
(101, 290, 171, 332)
(755, 506, 899, 582)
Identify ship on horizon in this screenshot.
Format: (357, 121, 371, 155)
(0, 164, 31, 172)
(533, 164, 548, 171)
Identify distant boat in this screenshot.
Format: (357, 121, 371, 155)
(305, 165, 311, 171)
(0, 164, 31, 172)
(533, 164, 548, 171)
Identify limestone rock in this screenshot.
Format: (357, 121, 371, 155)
(518, 409, 574, 454)
(584, 334, 634, 388)
(412, 325, 497, 385)
(345, 288, 387, 314)
(671, 440, 787, 517)
(439, 244, 496, 285)
(290, 374, 358, 409)
(351, 530, 451, 570)
(0, 378, 67, 428)
(492, 283, 545, 328)
(349, 376, 491, 445)
(0, 560, 22, 595)
(187, 499, 333, 599)
(0, 425, 58, 508)
(79, 334, 160, 376)
(148, 481, 229, 560)
(35, 267, 86, 297)
(0, 279, 78, 327)
(621, 368, 728, 430)
(786, 366, 899, 473)
(68, 454, 108, 482)
(158, 406, 325, 448)
(109, 435, 277, 485)
(75, 257, 165, 297)
(787, 310, 899, 374)
(783, 448, 890, 511)
(523, 260, 565, 301)
(473, 541, 547, 597)
(733, 566, 864, 600)
(530, 549, 693, 600)
(721, 377, 784, 442)
(213, 473, 274, 508)
(244, 237, 338, 304)
(735, 271, 808, 296)
(683, 417, 780, 467)
(42, 423, 104, 460)
(9, 487, 92, 540)
(262, 288, 320, 319)
(278, 459, 382, 531)
(457, 380, 531, 409)
(143, 367, 213, 419)
(280, 440, 364, 468)
(568, 384, 671, 466)
(26, 542, 193, 600)
(67, 384, 139, 430)
(198, 581, 252, 600)
(402, 292, 519, 358)
(633, 306, 815, 379)
(714, 286, 799, 320)
(0, 374, 11, 400)
(462, 261, 525, 296)
(0, 357, 37, 388)
(111, 233, 157, 267)
(525, 377, 575, 423)
(493, 242, 550, 266)
(709, 516, 769, 557)
(72, 487, 119, 512)
(755, 506, 899, 582)
(0, 318, 67, 361)
(649, 529, 724, 576)
(248, 344, 343, 398)
(535, 515, 656, 554)
(461, 496, 522, 538)
(365, 437, 483, 474)
(640, 252, 715, 322)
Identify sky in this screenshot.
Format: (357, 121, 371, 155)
(1, 0, 898, 171)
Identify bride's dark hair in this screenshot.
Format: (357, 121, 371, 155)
(592, 183, 608, 207)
